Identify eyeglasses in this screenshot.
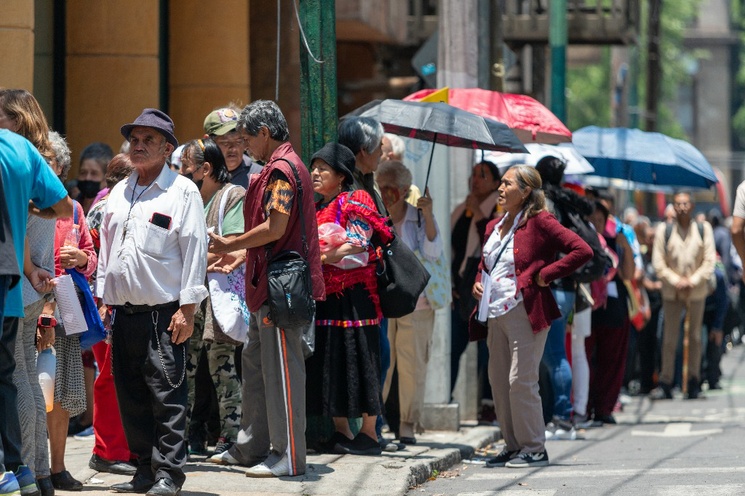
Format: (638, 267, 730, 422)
(215, 138, 245, 149)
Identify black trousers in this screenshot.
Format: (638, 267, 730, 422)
(0, 315, 23, 472)
(112, 305, 187, 487)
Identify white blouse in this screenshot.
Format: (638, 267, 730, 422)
(483, 211, 523, 318)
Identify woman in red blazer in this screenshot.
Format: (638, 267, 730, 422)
(472, 165, 592, 468)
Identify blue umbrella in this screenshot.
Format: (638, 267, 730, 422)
(573, 126, 718, 189)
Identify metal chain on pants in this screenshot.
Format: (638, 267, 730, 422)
(152, 310, 186, 389)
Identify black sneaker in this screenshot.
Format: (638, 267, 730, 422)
(485, 449, 520, 468)
(213, 437, 234, 456)
(334, 433, 382, 456)
(505, 451, 549, 468)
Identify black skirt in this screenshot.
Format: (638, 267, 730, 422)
(306, 283, 382, 418)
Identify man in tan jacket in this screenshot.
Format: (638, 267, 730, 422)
(651, 192, 715, 400)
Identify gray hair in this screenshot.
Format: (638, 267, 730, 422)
(80, 141, 113, 172)
(384, 133, 405, 159)
(507, 165, 546, 219)
(376, 160, 412, 190)
(338, 116, 384, 155)
(48, 130, 72, 181)
(237, 100, 290, 142)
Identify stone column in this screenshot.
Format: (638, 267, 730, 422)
(169, 0, 250, 140)
(0, 0, 35, 90)
(65, 1, 161, 166)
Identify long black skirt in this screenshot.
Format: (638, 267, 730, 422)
(306, 283, 382, 418)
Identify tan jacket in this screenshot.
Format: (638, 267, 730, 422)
(652, 220, 716, 302)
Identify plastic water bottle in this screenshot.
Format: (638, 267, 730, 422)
(37, 347, 56, 412)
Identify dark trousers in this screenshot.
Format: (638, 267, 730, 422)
(1, 314, 23, 471)
(112, 306, 187, 487)
(637, 306, 662, 393)
(586, 318, 630, 417)
(450, 308, 469, 397)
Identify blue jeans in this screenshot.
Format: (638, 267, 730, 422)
(541, 288, 575, 420)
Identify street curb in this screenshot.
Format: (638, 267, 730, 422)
(404, 425, 500, 491)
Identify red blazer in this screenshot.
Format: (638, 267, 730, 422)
(469, 210, 592, 339)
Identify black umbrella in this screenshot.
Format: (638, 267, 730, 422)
(347, 99, 527, 191)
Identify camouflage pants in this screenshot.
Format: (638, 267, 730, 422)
(186, 311, 241, 441)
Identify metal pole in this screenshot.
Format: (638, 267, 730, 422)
(549, 0, 567, 123)
(645, 0, 662, 131)
(489, 0, 504, 91)
(299, 0, 338, 165)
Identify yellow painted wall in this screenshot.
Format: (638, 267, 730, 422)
(169, 1, 250, 142)
(0, 0, 35, 90)
(65, 1, 161, 168)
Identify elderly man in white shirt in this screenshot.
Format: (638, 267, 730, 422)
(96, 109, 208, 496)
(376, 160, 444, 445)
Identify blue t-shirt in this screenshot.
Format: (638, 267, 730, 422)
(0, 130, 68, 318)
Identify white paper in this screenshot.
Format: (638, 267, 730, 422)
(52, 274, 87, 335)
(607, 281, 619, 299)
(477, 270, 492, 322)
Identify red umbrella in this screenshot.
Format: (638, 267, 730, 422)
(405, 88, 572, 144)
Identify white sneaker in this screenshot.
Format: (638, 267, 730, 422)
(209, 450, 240, 465)
(245, 455, 290, 478)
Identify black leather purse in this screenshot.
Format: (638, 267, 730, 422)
(376, 232, 431, 318)
(266, 159, 315, 332)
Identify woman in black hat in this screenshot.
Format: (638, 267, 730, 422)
(305, 143, 392, 457)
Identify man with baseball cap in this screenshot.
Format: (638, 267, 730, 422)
(96, 108, 208, 496)
(203, 107, 262, 189)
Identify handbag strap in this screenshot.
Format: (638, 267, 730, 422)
(487, 231, 513, 273)
(216, 185, 238, 237)
(267, 158, 307, 258)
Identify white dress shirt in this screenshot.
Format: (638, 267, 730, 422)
(96, 164, 208, 307)
(483, 211, 523, 318)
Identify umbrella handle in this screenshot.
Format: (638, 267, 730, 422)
(422, 132, 437, 194)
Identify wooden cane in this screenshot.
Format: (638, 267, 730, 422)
(682, 298, 690, 395)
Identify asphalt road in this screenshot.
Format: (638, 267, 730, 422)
(411, 343, 745, 496)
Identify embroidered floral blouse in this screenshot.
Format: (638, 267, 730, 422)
(315, 189, 392, 313)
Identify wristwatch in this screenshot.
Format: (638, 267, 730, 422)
(37, 314, 57, 328)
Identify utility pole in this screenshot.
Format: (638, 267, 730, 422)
(645, 0, 662, 131)
(298, 0, 338, 164)
(549, 0, 568, 123)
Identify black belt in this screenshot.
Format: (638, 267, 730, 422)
(114, 301, 179, 315)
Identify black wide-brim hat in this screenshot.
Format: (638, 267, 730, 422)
(120, 108, 179, 148)
(311, 142, 356, 185)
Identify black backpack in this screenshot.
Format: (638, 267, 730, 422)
(553, 200, 611, 283)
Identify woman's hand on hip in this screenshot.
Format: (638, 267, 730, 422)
(535, 272, 548, 287)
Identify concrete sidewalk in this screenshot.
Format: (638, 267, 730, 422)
(59, 424, 500, 496)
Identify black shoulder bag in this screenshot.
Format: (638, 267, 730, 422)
(266, 159, 316, 332)
(375, 227, 431, 319)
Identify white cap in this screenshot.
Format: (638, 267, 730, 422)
(170, 144, 186, 170)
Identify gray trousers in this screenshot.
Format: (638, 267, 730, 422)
(12, 299, 50, 477)
(230, 305, 306, 475)
(486, 302, 549, 454)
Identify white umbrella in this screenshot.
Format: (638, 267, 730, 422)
(480, 143, 595, 175)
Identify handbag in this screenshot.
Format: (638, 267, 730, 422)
(207, 185, 250, 344)
(266, 159, 316, 346)
(66, 202, 106, 349)
(455, 256, 481, 321)
(376, 233, 431, 318)
(415, 250, 451, 310)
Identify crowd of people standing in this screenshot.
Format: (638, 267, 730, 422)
(2, 88, 745, 496)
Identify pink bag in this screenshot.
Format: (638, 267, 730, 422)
(318, 222, 347, 252)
